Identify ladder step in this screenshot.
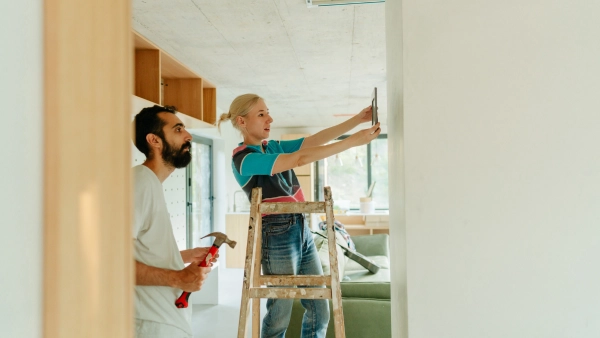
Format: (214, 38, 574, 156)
(259, 201, 326, 214)
(259, 275, 331, 286)
(249, 287, 332, 299)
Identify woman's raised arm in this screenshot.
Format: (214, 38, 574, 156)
(271, 123, 380, 175)
(301, 106, 372, 149)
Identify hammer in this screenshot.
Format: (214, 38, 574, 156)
(175, 232, 237, 308)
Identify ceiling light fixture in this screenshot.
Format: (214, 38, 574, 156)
(355, 155, 363, 168)
(372, 140, 379, 166)
(372, 153, 379, 166)
(306, 0, 384, 8)
(335, 154, 343, 166)
(355, 148, 363, 168)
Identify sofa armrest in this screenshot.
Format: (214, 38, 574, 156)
(351, 234, 389, 257)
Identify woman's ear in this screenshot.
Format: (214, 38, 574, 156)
(236, 115, 245, 127)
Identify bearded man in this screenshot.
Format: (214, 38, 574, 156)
(132, 105, 215, 338)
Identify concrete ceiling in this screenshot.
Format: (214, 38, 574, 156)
(132, 0, 386, 128)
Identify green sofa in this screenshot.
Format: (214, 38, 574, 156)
(286, 234, 391, 338)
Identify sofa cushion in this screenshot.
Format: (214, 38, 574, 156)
(344, 267, 390, 283)
(344, 255, 389, 272)
(329, 298, 391, 338)
(351, 233, 390, 257)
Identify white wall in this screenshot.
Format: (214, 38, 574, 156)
(387, 1, 600, 337)
(211, 137, 227, 234)
(0, 1, 43, 337)
(385, 1, 408, 338)
(219, 122, 242, 212)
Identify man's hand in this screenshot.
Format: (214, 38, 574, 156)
(180, 247, 220, 264)
(354, 106, 373, 124)
(174, 263, 212, 292)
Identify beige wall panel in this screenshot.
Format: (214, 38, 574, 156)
(44, 0, 133, 337)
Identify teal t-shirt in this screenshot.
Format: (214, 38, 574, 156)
(231, 138, 306, 203)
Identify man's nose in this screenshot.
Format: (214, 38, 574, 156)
(184, 130, 192, 141)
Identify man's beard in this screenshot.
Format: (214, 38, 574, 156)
(162, 139, 192, 168)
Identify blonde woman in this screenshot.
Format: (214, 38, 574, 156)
(219, 94, 380, 338)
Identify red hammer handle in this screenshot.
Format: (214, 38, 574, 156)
(199, 245, 219, 267)
(175, 245, 219, 308)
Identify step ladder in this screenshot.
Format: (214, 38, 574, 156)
(237, 186, 345, 338)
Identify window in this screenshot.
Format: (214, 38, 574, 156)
(186, 136, 214, 248)
(315, 135, 388, 210)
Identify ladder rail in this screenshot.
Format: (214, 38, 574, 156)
(324, 187, 346, 338)
(251, 196, 263, 338)
(237, 188, 261, 338)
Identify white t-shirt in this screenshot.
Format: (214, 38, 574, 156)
(133, 165, 192, 336)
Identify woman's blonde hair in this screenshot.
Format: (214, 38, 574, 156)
(217, 93, 263, 132)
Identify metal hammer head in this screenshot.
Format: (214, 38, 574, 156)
(201, 232, 237, 249)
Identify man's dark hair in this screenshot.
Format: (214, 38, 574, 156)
(132, 105, 177, 157)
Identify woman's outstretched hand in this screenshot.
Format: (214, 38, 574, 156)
(347, 123, 381, 147)
(355, 106, 373, 123)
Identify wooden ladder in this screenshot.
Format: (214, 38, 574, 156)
(237, 186, 345, 338)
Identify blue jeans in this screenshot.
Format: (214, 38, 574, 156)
(260, 213, 330, 338)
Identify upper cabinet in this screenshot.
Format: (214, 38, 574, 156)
(133, 31, 216, 126)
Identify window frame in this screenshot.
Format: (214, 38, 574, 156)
(186, 135, 214, 249)
(314, 133, 388, 210)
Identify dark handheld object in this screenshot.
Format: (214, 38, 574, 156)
(175, 232, 236, 308)
(371, 87, 378, 126)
